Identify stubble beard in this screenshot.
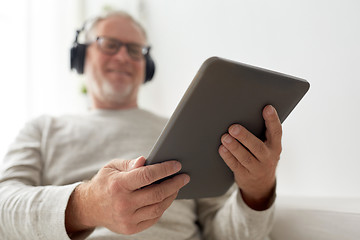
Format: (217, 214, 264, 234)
(90, 78, 135, 108)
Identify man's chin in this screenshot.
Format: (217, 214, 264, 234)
(102, 81, 134, 104)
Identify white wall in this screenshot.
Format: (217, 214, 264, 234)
(0, 1, 29, 159)
(1, 0, 359, 198)
(0, 0, 86, 158)
(140, 0, 360, 198)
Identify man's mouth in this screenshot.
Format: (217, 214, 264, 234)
(107, 69, 132, 77)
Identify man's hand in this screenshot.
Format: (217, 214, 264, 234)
(65, 157, 190, 235)
(218, 105, 282, 210)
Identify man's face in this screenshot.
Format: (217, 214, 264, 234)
(84, 16, 147, 109)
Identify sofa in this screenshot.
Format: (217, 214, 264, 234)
(270, 195, 360, 240)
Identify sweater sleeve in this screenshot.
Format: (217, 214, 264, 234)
(0, 116, 80, 240)
(196, 184, 275, 240)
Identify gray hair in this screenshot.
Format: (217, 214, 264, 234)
(84, 11, 147, 43)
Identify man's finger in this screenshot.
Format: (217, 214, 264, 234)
(106, 158, 134, 172)
(263, 105, 282, 151)
(218, 144, 250, 174)
(124, 161, 183, 190)
(105, 156, 146, 173)
(226, 123, 269, 163)
(134, 173, 190, 206)
(133, 192, 178, 222)
(128, 156, 146, 171)
(133, 217, 162, 235)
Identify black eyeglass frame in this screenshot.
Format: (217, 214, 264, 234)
(95, 36, 150, 60)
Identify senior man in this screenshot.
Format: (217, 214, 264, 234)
(0, 11, 282, 240)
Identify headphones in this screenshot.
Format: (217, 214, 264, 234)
(70, 20, 155, 83)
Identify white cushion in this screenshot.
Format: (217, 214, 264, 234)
(270, 196, 360, 240)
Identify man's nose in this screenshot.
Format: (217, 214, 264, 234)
(113, 45, 131, 61)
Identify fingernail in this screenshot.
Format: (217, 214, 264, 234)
(173, 162, 182, 172)
(220, 145, 228, 153)
(223, 134, 233, 144)
(184, 175, 190, 185)
(266, 105, 274, 115)
(230, 125, 241, 135)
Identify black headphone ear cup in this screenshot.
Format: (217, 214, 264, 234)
(70, 43, 87, 74)
(144, 53, 155, 82)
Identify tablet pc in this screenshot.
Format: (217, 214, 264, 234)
(146, 57, 310, 199)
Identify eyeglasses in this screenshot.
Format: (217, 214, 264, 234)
(95, 36, 150, 60)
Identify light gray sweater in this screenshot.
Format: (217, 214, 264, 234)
(0, 108, 274, 240)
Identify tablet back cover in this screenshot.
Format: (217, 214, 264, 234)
(146, 57, 310, 199)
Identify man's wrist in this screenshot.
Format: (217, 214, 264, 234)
(240, 181, 277, 211)
(65, 182, 96, 235)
